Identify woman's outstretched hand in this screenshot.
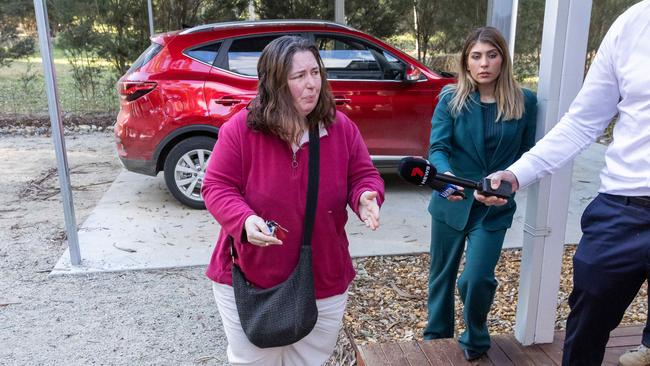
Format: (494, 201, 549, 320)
(359, 191, 380, 230)
(244, 215, 283, 247)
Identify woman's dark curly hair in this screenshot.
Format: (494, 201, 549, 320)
(247, 36, 335, 144)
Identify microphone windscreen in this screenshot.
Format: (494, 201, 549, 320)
(397, 157, 437, 186)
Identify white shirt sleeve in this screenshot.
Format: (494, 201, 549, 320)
(508, 17, 622, 189)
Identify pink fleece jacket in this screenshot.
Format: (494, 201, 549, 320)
(202, 109, 384, 299)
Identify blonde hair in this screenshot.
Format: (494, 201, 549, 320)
(447, 26, 524, 121)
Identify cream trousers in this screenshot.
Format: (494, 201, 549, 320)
(212, 282, 348, 366)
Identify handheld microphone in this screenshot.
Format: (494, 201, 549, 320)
(397, 157, 466, 198)
(397, 157, 512, 199)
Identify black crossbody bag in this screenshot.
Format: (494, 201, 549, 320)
(229, 126, 320, 348)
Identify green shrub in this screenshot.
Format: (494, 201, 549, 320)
(385, 34, 416, 54)
(0, 56, 118, 115)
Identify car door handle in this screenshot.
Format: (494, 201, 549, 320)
(334, 97, 351, 105)
(215, 96, 243, 106)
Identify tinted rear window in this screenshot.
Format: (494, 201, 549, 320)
(127, 43, 162, 73)
(184, 42, 222, 65)
(227, 35, 290, 76)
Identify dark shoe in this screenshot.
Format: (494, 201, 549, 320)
(463, 349, 486, 361)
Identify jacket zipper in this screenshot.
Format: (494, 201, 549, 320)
(291, 150, 298, 168)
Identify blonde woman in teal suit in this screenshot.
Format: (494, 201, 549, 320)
(424, 27, 537, 361)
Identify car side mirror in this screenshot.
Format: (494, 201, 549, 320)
(404, 65, 422, 82)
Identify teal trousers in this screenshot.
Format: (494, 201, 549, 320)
(423, 206, 506, 353)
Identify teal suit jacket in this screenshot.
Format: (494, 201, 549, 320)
(427, 86, 537, 231)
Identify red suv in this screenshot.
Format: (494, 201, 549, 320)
(115, 20, 454, 208)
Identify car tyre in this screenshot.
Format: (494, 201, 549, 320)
(163, 136, 216, 209)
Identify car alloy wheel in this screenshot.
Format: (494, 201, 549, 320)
(163, 136, 216, 209)
(175, 148, 209, 198)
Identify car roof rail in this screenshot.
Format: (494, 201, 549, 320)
(179, 19, 356, 35)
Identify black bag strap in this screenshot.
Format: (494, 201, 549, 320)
(302, 125, 320, 247)
(230, 125, 320, 259)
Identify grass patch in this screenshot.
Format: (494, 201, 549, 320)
(0, 56, 119, 115)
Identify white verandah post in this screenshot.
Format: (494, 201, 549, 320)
(514, 0, 592, 345)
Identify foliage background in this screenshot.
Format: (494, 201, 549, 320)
(0, 0, 639, 116)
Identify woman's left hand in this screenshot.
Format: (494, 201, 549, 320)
(359, 191, 380, 230)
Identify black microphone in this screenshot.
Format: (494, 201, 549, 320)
(397, 157, 512, 199)
(429, 177, 467, 199)
(397, 157, 466, 198)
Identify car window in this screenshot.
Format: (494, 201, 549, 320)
(226, 35, 287, 76)
(184, 42, 222, 65)
(378, 49, 408, 80)
(127, 43, 162, 73)
(314, 35, 406, 81)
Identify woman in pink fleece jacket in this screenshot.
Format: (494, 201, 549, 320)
(201, 36, 384, 365)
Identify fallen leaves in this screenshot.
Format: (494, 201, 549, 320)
(343, 245, 648, 348)
(112, 243, 137, 253)
(0, 300, 21, 307)
(18, 164, 118, 201)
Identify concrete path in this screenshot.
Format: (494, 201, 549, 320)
(52, 143, 606, 275)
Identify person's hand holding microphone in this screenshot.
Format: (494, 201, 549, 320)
(473, 170, 519, 206)
(441, 172, 465, 202)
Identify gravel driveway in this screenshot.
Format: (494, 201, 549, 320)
(0, 132, 228, 365)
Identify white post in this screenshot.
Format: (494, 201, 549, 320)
(248, 0, 256, 21)
(486, 0, 518, 61)
(33, 0, 81, 265)
(147, 0, 154, 36)
(514, 0, 592, 345)
(335, 0, 345, 24)
(413, 5, 419, 58)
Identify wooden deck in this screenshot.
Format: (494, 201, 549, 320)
(355, 325, 643, 365)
